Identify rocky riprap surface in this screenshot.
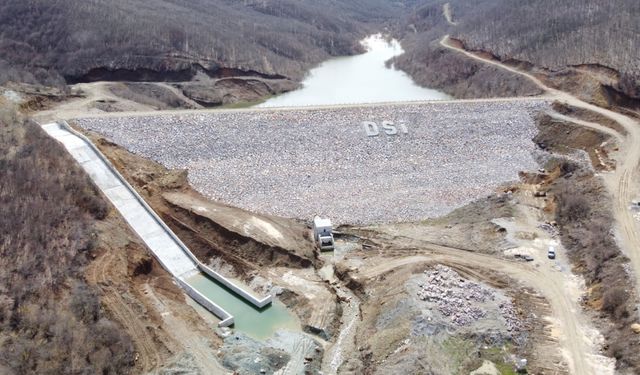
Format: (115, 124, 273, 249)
(415, 265, 522, 333)
(77, 100, 549, 224)
(418, 266, 492, 326)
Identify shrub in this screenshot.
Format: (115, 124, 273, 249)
(602, 288, 628, 317)
(556, 183, 591, 222)
(0, 114, 134, 374)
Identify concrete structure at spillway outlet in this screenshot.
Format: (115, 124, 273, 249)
(41, 121, 272, 327)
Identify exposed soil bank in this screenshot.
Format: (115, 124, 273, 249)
(163, 193, 317, 270)
(177, 77, 299, 107)
(75, 127, 342, 373)
(401, 35, 639, 111)
(81, 134, 317, 275)
(66, 65, 286, 84)
(534, 112, 640, 373)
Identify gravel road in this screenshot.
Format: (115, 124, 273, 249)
(78, 100, 549, 224)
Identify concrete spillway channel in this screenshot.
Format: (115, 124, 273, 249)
(41, 122, 272, 327)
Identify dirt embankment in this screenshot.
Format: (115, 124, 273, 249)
(543, 69, 639, 112)
(79, 127, 350, 373)
(164, 195, 317, 271)
(551, 102, 628, 136)
(176, 77, 299, 107)
(346, 193, 515, 257)
(82, 132, 318, 276)
(441, 37, 639, 111)
(332, 246, 569, 374)
(534, 111, 616, 171)
(2, 82, 74, 113)
(534, 110, 640, 372)
(86, 209, 225, 374)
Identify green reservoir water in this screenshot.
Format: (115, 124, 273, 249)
(187, 273, 298, 340)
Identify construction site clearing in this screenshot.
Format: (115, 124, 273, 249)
(50, 96, 635, 375)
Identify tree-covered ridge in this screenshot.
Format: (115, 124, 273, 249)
(0, 0, 405, 84)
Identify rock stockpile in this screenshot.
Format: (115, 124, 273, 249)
(499, 300, 523, 334)
(78, 100, 549, 224)
(417, 265, 493, 326)
(417, 265, 521, 332)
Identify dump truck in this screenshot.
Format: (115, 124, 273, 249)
(313, 216, 335, 251)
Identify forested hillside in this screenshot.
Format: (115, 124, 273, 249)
(0, 107, 134, 374)
(0, 0, 404, 85)
(394, 0, 639, 101)
(1, 0, 637, 100)
(456, 0, 640, 96)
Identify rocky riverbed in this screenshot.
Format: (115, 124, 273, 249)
(77, 100, 549, 224)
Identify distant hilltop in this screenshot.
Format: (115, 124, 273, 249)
(1, 0, 637, 108)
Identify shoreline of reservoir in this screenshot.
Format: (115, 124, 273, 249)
(258, 34, 450, 108)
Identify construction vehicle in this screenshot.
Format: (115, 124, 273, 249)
(313, 216, 335, 251)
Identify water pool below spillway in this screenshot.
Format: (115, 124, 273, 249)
(187, 273, 298, 339)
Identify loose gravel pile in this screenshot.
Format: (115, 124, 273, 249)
(417, 265, 521, 331)
(418, 265, 492, 326)
(78, 100, 548, 224)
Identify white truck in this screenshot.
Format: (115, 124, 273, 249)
(313, 216, 335, 251)
(548, 246, 556, 259)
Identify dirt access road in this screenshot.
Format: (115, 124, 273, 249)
(35, 82, 157, 122)
(441, 35, 640, 304)
(356, 238, 610, 375)
(442, 3, 457, 26)
(35, 36, 639, 374)
(43, 90, 547, 121)
(34, 82, 204, 123)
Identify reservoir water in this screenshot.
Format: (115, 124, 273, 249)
(191, 35, 448, 340)
(187, 273, 298, 339)
(258, 34, 450, 107)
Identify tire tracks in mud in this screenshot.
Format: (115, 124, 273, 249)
(86, 248, 164, 373)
